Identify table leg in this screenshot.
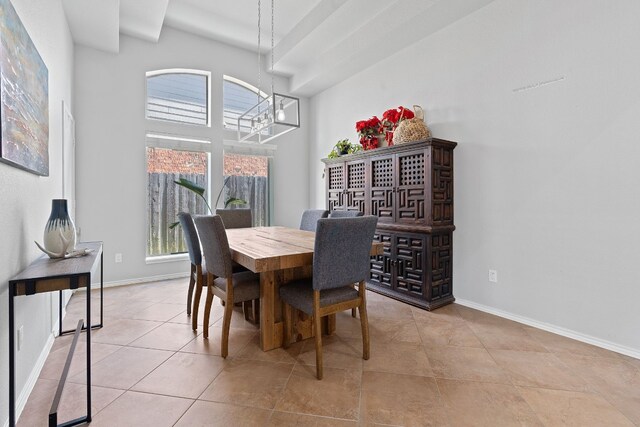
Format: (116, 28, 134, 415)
(259, 271, 278, 351)
(9, 289, 15, 427)
(86, 273, 92, 422)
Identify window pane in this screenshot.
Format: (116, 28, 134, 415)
(223, 78, 260, 130)
(147, 147, 209, 256)
(147, 73, 208, 125)
(223, 153, 269, 226)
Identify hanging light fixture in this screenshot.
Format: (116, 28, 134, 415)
(237, 0, 300, 144)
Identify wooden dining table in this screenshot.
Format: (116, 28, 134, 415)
(225, 226, 383, 351)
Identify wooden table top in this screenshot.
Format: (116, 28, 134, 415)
(226, 226, 383, 273)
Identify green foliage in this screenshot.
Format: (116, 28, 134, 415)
(327, 138, 361, 158)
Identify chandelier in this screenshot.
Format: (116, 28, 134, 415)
(237, 0, 300, 144)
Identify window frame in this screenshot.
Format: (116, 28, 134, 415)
(222, 75, 269, 131)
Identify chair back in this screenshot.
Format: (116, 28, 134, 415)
(328, 210, 363, 218)
(178, 212, 202, 265)
(312, 216, 378, 291)
(193, 215, 233, 278)
(216, 208, 252, 229)
(300, 209, 329, 232)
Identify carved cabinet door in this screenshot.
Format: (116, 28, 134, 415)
(344, 160, 367, 213)
(395, 149, 428, 225)
(326, 162, 346, 211)
(368, 154, 395, 223)
(394, 233, 427, 297)
(369, 230, 393, 290)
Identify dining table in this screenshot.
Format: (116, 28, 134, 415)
(225, 226, 384, 351)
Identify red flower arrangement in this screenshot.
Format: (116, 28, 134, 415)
(355, 116, 382, 150)
(381, 106, 415, 145)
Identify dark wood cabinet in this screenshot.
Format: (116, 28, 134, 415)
(322, 138, 456, 310)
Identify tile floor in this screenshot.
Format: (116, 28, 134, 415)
(17, 278, 640, 426)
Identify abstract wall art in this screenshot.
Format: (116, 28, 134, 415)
(0, 0, 49, 176)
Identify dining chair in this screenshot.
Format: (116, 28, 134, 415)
(194, 215, 261, 358)
(215, 208, 252, 229)
(299, 209, 329, 232)
(328, 210, 363, 218)
(215, 207, 258, 321)
(178, 212, 206, 331)
(280, 216, 378, 379)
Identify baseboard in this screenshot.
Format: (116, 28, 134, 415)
(4, 333, 55, 427)
(455, 299, 640, 360)
(79, 272, 189, 291)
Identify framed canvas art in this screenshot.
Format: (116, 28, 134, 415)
(0, 0, 49, 176)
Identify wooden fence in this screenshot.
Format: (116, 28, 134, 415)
(147, 174, 268, 257)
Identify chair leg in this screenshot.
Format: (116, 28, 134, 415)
(351, 308, 357, 318)
(243, 301, 251, 322)
(252, 299, 260, 324)
(359, 301, 370, 360)
(187, 265, 196, 316)
(203, 278, 214, 340)
(192, 268, 204, 331)
(282, 302, 291, 349)
(313, 290, 323, 380)
(221, 295, 233, 358)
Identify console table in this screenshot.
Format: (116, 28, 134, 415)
(8, 241, 104, 427)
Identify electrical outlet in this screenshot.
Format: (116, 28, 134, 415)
(115, 253, 123, 263)
(18, 326, 24, 351)
(488, 269, 498, 283)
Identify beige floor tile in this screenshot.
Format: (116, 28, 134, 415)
(276, 365, 361, 420)
(416, 317, 483, 348)
(102, 299, 157, 320)
(468, 323, 549, 353)
(456, 305, 524, 329)
(437, 379, 542, 426)
(131, 302, 187, 322)
(89, 391, 193, 427)
(200, 359, 294, 409)
(179, 327, 257, 357)
(168, 297, 225, 327)
(522, 327, 621, 359)
(128, 321, 198, 351)
(268, 411, 357, 426)
(297, 336, 365, 371)
(411, 303, 464, 324)
(69, 346, 172, 389)
(39, 341, 121, 381)
(554, 353, 640, 424)
(89, 318, 162, 345)
(519, 387, 634, 427)
(427, 345, 510, 384)
(174, 400, 271, 426)
(620, 354, 640, 371)
(235, 335, 303, 364)
(132, 352, 226, 398)
(368, 317, 423, 344)
(360, 371, 448, 426)
(367, 298, 414, 320)
(364, 341, 433, 377)
(17, 379, 124, 427)
(489, 349, 592, 392)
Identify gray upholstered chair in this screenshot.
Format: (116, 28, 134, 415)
(194, 215, 260, 358)
(215, 208, 252, 229)
(178, 212, 206, 330)
(299, 209, 329, 232)
(280, 216, 378, 379)
(328, 210, 363, 218)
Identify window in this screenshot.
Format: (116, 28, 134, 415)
(223, 152, 270, 226)
(146, 70, 210, 126)
(146, 140, 211, 257)
(223, 75, 268, 131)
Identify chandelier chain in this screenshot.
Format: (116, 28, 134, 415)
(257, 0, 261, 99)
(271, 0, 274, 95)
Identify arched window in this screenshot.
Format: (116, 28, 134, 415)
(223, 75, 268, 130)
(146, 69, 210, 126)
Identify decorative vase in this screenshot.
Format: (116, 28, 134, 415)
(43, 199, 76, 256)
(377, 135, 388, 148)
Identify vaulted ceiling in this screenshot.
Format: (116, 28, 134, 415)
(62, 0, 495, 96)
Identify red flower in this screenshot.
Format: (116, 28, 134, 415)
(355, 116, 382, 138)
(382, 106, 414, 131)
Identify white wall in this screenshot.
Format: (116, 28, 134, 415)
(74, 27, 309, 283)
(0, 0, 75, 423)
(309, 0, 640, 353)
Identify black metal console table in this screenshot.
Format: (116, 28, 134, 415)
(8, 241, 104, 427)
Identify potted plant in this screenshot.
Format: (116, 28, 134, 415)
(328, 138, 362, 158)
